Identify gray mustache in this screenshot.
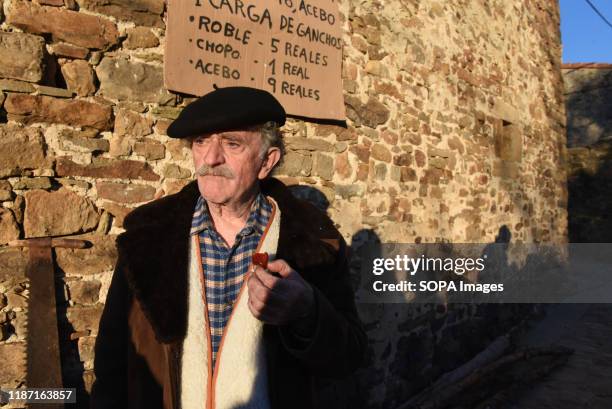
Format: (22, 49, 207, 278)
(195, 164, 235, 178)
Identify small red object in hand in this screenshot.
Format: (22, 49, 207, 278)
(252, 252, 269, 269)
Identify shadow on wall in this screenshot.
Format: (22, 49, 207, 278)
(291, 185, 539, 409)
(565, 67, 612, 242)
(288, 184, 361, 408)
(567, 141, 612, 242)
(565, 67, 612, 147)
(53, 259, 89, 409)
(350, 225, 537, 409)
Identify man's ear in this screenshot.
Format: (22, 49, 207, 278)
(258, 147, 281, 179)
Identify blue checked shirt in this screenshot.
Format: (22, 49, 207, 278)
(190, 193, 272, 369)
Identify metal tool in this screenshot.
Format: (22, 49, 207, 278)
(9, 237, 88, 409)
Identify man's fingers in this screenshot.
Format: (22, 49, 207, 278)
(252, 265, 281, 291)
(266, 259, 293, 278)
(248, 270, 287, 306)
(247, 272, 269, 301)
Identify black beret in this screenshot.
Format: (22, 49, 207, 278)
(167, 86, 286, 138)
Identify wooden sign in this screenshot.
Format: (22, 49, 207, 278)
(165, 0, 345, 121)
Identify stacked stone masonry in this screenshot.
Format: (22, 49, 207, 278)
(0, 0, 567, 408)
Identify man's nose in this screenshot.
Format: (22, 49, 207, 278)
(203, 136, 224, 166)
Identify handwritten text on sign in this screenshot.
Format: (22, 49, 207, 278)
(164, 0, 345, 121)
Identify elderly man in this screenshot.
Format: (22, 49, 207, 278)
(90, 87, 367, 409)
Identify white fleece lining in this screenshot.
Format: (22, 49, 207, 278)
(181, 197, 281, 409)
(181, 234, 211, 409)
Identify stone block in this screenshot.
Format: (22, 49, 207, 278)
(6, 0, 119, 49)
(77, 336, 96, 366)
(155, 119, 172, 136)
(97, 57, 171, 103)
(23, 188, 100, 238)
(12, 196, 25, 224)
(429, 157, 448, 169)
(68, 280, 101, 304)
(96, 182, 156, 204)
(0, 248, 28, 282)
(151, 106, 181, 120)
(162, 164, 191, 179)
(335, 151, 352, 179)
(76, 0, 165, 27)
(56, 233, 117, 276)
(349, 145, 371, 163)
(365, 61, 389, 77)
(11, 177, 52, 190)
(6, 292, 27, 309)
(414, 150, 426, 167)
(109, 136, 132, 157)
(374, 163, 387, 180)
(448, 136, 465, 154)
(0, 208, 20, 245)
(0, 79, 36, 93)
(0, 124, 47, 176)
(0, 180, 13, 201)
(61, 60, 96, 97)
(419, 168, 446, 185)
(314, 153, 334, 181)
(345, 96, 390, 128)
(0, 343, 26, 387)
(335, 127, 358, 142)
(335, 184, 363, 199)
(133, 139, 166, 160)
(428, 147, 452, 158)
(67, 305, 103, 335)
(34, 84, 73, 98)
(124, 27, 160, 49)
(60, 128, 99, 139)
(5, 94, 113, 130)
(167, 139, 190, 160)
(393, 153, 412, 166)
(491, 98, 522, 125)
(0, 32, 46, 82)
(285, 137, 334, 152)
(371, 144, 392, 163)
(0, 190, 14, 202)
(38, 0, 65, 5)
(60, 134, 109, 153)
(400, 167, 417, 182)
(56, 157, 160, 181)
(274, 151, 312, 177)
(49, 42, 89, 59)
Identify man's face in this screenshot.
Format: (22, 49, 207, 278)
(191, 129, 274, 206)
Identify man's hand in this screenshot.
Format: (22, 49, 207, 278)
(247, 259, 314, 325)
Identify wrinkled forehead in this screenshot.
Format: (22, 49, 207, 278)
(187, 129, 264, 149)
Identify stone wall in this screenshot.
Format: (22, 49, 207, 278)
(0, 1, 566, 408)
(564, 65, 612, 243)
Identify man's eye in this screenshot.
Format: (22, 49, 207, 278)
(226, 141, 241, 148)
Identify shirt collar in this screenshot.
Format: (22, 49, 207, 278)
(190, 192, 267, 237)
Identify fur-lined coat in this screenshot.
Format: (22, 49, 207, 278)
(90, 178, 367, 409)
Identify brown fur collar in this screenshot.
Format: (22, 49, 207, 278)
(117, 177, 343, 344)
